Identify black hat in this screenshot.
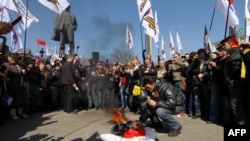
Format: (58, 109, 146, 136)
(220, 36, 239, 48)
(220, 36, 235, 44)
(216, 44, 223, 51)
(197, 48, 205, 54)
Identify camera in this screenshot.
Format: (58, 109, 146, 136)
(240, 43, 250, 49)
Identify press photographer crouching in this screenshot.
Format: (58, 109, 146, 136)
(140, 75, 185, 137)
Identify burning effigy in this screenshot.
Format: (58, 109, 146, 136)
(96, 107, 157, 141)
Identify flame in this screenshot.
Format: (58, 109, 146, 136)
(107, 107, 127, 124)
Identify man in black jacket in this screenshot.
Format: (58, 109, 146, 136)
(61, 55, 78, 114)
(142, 75, 185, 137)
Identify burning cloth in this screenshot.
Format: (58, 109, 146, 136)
(96, 120, 157, 141)
(96, 127, 156, 141)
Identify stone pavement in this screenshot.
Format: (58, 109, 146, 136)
(0, 109, 223, 141)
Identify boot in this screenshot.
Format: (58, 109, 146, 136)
(10, 108, 19, 120)
(17, 107, 27, 119)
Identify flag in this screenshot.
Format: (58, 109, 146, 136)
(0, 5, 11, 22)
(245, 0, 250, 42)
(45, 45, 50, 56)
(204, 25, 217, 54)
(38, 0, 70, 14)
(169, 31, 175, 58)
(161, 36, 166, 60)
(154, 10, 160, 48)
(10, 26, 22, 53)
(0, 0, 18, 12)
(37, 38, 47, 46)
(136, 0, 157, 41)
(126, 25, 133, 49)
(136, 0, 151, 21)
(215, 0, 239, 27)
(4, 0, 39, 30)
(176, 30, 183, 53)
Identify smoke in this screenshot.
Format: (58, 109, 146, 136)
(82, 15, 133, 59)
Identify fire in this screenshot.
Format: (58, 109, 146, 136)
(107, 107, 128, 124)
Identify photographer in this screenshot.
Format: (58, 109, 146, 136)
(141, 75, 185, 137)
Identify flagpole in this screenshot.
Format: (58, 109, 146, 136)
(23, 0, 29, 64)
(209, 0, 217, 31)
(139, 21, 145, 63)
(224, 1, 231, 38)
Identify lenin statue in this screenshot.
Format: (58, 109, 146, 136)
(51, 5, 78, 57)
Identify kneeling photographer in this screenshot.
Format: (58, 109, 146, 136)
(140, 75, 185, 137)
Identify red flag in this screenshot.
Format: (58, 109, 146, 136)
(228, 0, 234, 4)
(37, 38, 46, 46)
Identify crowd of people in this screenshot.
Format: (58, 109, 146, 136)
(0, 21, 250, 137)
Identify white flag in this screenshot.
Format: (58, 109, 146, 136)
(215, 0, 239, 27)
(38, 0, 70, 14)
(126, 25, 133, 49)
(169, 31, 175, 58)
(176, 30, 183, 53)
(246, 0, 250, 18)
(154, 10, 160, 48)
(6, 0, 39, 30)
(136, 0, 151, 21)
(136, 0, 157, 41)
(204, 25, 217, 54)
(245, 0, 250, 42)
(45, 45, 50, 56)
(161, 36, 166, 60)
(0, 0, 18, 12)
(11, 26, 23, 53)
(0, 5, 11, 22)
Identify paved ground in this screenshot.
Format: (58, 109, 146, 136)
(0, 109, 223, 141)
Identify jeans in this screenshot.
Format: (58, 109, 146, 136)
(156, 107, 184, 130)
(96, 89, 104, 108)
(87, 83, 99, 108)
(119, 85, 128, 107)
(173, 81, 186, 99)
(192, 86, 201, 116)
